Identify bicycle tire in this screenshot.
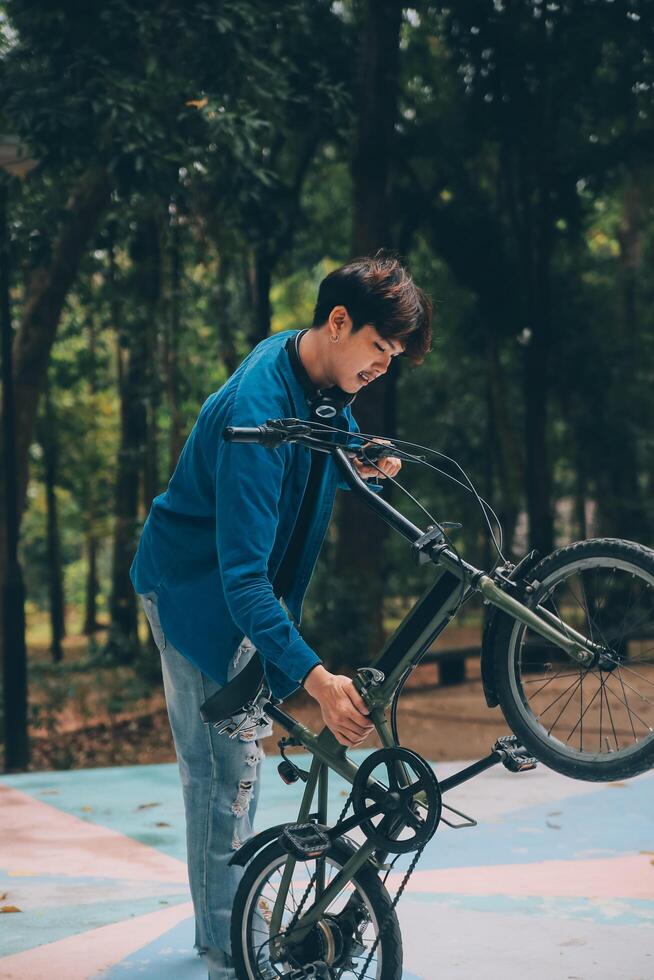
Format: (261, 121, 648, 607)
(230, 838, 403, 980)
(493, 537, 654, 781)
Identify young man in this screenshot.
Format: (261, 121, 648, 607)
(130, 254, 432, 979)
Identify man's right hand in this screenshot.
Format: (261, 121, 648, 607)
(303, 665, 374, 747)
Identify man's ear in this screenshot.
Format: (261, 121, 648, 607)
(328, 305, 352, 337)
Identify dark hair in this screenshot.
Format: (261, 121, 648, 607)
(312, 253, 432, 364)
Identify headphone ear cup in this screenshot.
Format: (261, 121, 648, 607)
(310, 387, 356, 419)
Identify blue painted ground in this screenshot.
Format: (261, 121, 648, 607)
(2, 754, 653, 979)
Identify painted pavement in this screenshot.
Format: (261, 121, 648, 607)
(0, 752, 652, 980)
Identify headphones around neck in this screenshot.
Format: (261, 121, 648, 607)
(285, 329, 357, 420)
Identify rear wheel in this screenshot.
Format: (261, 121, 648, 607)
(230, 838, 402, 980)
(494, 538, 654, 781)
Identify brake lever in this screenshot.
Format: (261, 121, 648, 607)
(350, 444, 425, 464)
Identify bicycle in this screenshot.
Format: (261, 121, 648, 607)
(200, 417, 654, 980)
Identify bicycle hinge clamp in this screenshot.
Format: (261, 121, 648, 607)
(412, 523, 462, 564)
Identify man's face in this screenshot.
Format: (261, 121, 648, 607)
(328, 317, 405, 393)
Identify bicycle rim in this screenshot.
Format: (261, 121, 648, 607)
(240, 851, 384, 980)
(507, 554, 654, 767)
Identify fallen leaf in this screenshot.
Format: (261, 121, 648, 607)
(136, 802, 161, 811)
(80, 805, 93, 813)
(0, 906, 21, 914)
(185, 97, 208, 109)
(154, 821, 171, 828)
(0, 893, 6, 901)
(608, 782, 626, 788)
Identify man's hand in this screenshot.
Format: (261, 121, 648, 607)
(303, 665, 374, 747)
(352, 438, 402, 481)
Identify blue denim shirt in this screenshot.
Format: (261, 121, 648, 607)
(130, 330, 374, 700)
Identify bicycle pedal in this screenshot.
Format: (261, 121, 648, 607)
(281, 822, 331, 860)
(494, 735, 538, 773)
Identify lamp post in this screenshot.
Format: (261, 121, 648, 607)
(0, 135, 38, 771)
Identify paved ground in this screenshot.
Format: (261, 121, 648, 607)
(0, 751, 653, 980)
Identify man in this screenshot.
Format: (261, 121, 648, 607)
(130, 253, 432, 978)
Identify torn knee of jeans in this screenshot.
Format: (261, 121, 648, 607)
(231, 779, 255, 819)
(244, 744, 265, 768)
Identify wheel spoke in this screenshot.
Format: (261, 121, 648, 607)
(564, 676, 603, 746)
(601, 658, 654, 691)
(546, 676, 584, 737)
(602, 675, 620, 751)
(599, 675, 654, 734)
(617, 669, 642, 743)
(577, 573, 595, 643)
(534, 674, 583, 720)
(524, 663, 576, 699)
(522, 671, 584, 685)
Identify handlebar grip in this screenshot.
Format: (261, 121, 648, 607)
(223, 424, 282, 448)
(223, 426, 265, 443)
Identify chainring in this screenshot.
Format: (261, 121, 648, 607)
(351, 747, 441, 854)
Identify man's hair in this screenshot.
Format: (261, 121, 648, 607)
(312, 253, 432, 364)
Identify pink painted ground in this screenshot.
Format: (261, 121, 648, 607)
(0, 902, 194, 980)
(386, 853, 654, 900)
(0, 784, 187, 885)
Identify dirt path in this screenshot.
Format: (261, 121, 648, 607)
(23, 659, 511, 770)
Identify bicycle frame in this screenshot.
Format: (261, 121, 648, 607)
(252, 444, 602, 944)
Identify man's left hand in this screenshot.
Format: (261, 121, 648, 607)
(352, 438, 402, 481)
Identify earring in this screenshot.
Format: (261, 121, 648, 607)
(330, 335, 339, 343)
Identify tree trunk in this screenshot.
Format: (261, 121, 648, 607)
(83, 530, 98, 636)
(39, 382, 66, 661)
(165, 210, 184, 472)
(106, 230, 148, 664)
(142, 215, 162, 513)
(9, 167, 112, 523)
(597, 174, 647, 539)
(249, 246, 273, 346)
(333, 0, 403, 663)
(520, 163, 554, 557)
(83, 313, 99, 636)
(485, 326, 523, 555)
(522, 332, 553, 555)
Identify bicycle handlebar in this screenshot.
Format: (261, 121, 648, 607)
(224, 420, 403, 462)
(222, 418, 478, 583)
(223, 419, 425, 541)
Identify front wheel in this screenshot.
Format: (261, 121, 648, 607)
(494, 538, 654, 781)
(230, 838, 402, 980)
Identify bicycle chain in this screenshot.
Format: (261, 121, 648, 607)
(275, 781, 427, 980)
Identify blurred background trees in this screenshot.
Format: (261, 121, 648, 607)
(2, 0, 654, 765)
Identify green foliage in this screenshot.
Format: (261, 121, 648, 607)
(4, 0, 654, 713)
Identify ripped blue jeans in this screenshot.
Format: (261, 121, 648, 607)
(138, 591, 272, 978)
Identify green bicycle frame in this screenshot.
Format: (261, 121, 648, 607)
(261, 446, 600, 944)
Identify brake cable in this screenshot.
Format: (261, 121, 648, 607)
(294, 418, 506, 565)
